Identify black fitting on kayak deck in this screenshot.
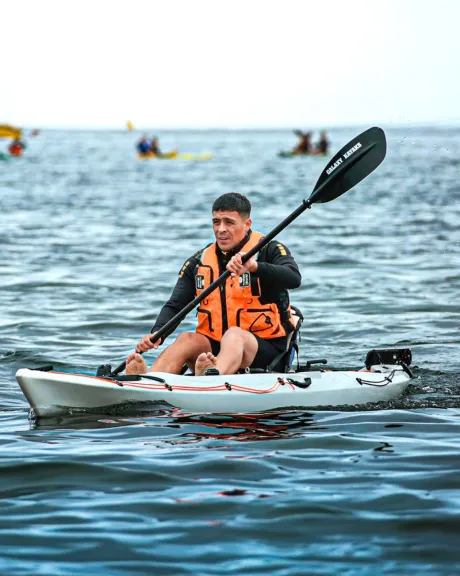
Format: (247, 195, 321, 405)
(137, 374, 166, 383)
(296, 359, 327, 372)
(107, 374, 167, 384)
(238, 368, 266, 374)
(287, 377, 312, 389)
(97, 364, 112, 377)
(400, 363, 413, 378)
(306, 359, 328, 370)
(204, 368, 220, 376)
(365, 348, 412, 369)
(356, 371, 395, 387)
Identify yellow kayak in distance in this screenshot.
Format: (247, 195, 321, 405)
(137, 150, 213, 161)
(0, 124, 22, 139)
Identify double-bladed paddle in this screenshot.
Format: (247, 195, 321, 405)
(109, 126, 387, 376)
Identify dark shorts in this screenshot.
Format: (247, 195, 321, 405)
(206, 335, 288, 371)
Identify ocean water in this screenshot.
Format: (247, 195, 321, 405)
(1, 126, 459, 575)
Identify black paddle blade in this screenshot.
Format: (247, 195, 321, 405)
(308, 127, 386, 204)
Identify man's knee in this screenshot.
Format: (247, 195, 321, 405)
(222, 326, 247, 343)
(175, 332, 198, 346)
(174, 332, 211, 355)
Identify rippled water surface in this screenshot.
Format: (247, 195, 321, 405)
(1, 127, 460, 574)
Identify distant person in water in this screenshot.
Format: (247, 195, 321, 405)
(292, 130, 312, 155)
(136, 136, 151, 156)
(315, 131, 329, 155)
(150, 137, 162, 156)
(8, 138, 26, 157)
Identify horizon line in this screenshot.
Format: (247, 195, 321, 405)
(5, 120, 460, 132)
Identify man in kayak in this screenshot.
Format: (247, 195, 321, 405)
(126, 192, 302, 376)
(314, 131, 329, 155)
(8, 138, 26, 157)
(292, 130, 312, 155)
(150, 136, 161, 156)
(136, 136, 151, 156)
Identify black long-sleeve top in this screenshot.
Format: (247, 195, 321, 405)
(151, 232, 301, 338)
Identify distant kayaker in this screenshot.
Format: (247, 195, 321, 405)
(8, 138, 26, 157)
(136, 136, 151, 156)
(126, 192, 302, 377)
(150, 136, 162, 156)
(315, 131, 330, 155)
(292, 130, 312, 155)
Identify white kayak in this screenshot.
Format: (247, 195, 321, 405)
(16, 350, 412, 417)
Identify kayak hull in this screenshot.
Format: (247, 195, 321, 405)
(16, 365, 411, 418)
(137, 151, 212, 161)
(137, 150, 178, 159)
(0, 124, 22, 139)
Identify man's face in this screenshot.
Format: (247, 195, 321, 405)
(212, 210, 251, 251)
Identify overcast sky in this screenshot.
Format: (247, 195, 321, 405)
(2, 0, 459, 129)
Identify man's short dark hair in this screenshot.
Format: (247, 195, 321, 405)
(212, 193, 251, 217)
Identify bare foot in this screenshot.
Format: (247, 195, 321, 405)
(195, 352, 217, 376)
(126, 353, 147, 375)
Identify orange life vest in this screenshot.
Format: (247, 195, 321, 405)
(195, 231, 293, 341)
(9, 144, 23, 157)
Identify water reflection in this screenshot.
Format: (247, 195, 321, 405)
(166, 411, 325, 443)
(30, 407, 327, 442)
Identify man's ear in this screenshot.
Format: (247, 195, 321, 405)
(245, 217, 252, 231)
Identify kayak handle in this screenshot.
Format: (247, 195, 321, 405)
(287, 377, 312, 389)
(305, 359, 328, 370)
